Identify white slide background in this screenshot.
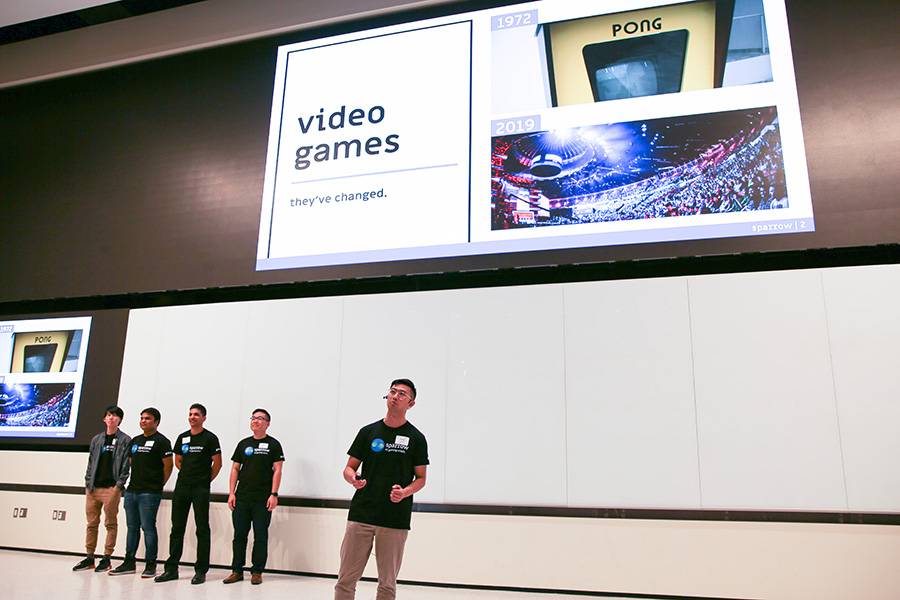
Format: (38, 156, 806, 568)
(116, 264, 900, 512)
(262, 21, 472, 261)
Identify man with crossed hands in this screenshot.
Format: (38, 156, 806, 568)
(223, 408, 284, 586)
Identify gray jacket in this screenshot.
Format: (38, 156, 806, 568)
(84, 429, 131, 491)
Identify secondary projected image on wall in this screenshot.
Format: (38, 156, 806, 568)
(0, 316, 91, 438)
(491, 107, 788, 229)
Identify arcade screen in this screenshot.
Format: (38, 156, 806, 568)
(582, 30, 689, 101)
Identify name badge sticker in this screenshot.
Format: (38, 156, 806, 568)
(259, 442, 269, 449)
(146, 440, 155, 447)
(395, 435, 410, 446)
(182, 436, 191, 444)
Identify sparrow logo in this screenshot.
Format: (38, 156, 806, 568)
(181, 444, 190, 454)
(371, 438, 385, 452)
(131, 445, 138, 454)
(244, 446, 254, 456)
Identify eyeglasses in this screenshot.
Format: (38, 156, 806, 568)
(388, 387, 413, 400)
(250, 416, 269, 422)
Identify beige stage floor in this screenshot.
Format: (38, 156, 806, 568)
(0, 548, 678, 600)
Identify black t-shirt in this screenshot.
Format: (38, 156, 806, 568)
(94, 433, 118, 488)
(347, 420, 428, 530)
(127, 431, 173, 493)
(174, 429, 221, 486)
(231, 435, 285, 500)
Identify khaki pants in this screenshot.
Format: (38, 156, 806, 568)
(85, 486, 121, 556)
(334, 521, 409, 600)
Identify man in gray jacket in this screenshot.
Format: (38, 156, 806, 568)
(72, 405, 131, 572)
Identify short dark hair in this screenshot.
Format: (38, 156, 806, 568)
(189, 403, 207, 417)
(252, 408, 271, 422)
(105, 405, 124, 420)
(391, 378, 417, 400)
(141, 407, 161, 423)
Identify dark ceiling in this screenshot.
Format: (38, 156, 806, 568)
(0, 0, 207, 46)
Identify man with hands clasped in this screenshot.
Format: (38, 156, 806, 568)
(334, 378, 429, 600)
(223, 408, 284, 586)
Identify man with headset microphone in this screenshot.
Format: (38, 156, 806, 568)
(334, 378, 429, 600)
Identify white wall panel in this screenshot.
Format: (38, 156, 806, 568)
(338, 291, 450, 504)
(0, 450, 84, 488)
(126, 302, 251, 494)
(443, 285, 568, 506)
(111, 265, 900, 512)
(822, 264, 900, 511)
(564, 277, 701, 508)
(116, 308, 165, 427)
(241, 296, 345, 498)
(689, 270, 846, 510)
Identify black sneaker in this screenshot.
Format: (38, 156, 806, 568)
(191, 572, 206, 585)
(72, 557, 95, 572)
(94, 556, 112, 572)
(141, 561, 157, 579)
(155, 570, 178, 583)
(109, 560, 136, 575)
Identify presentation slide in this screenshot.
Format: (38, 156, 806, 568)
(257, 0, 812, 271)
(0, 316, 92, 438)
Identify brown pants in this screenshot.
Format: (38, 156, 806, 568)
(85, 487, 121, 556)
(334, 521, 409, 600)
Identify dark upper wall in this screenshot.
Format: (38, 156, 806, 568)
(1, 0, 898, 305)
